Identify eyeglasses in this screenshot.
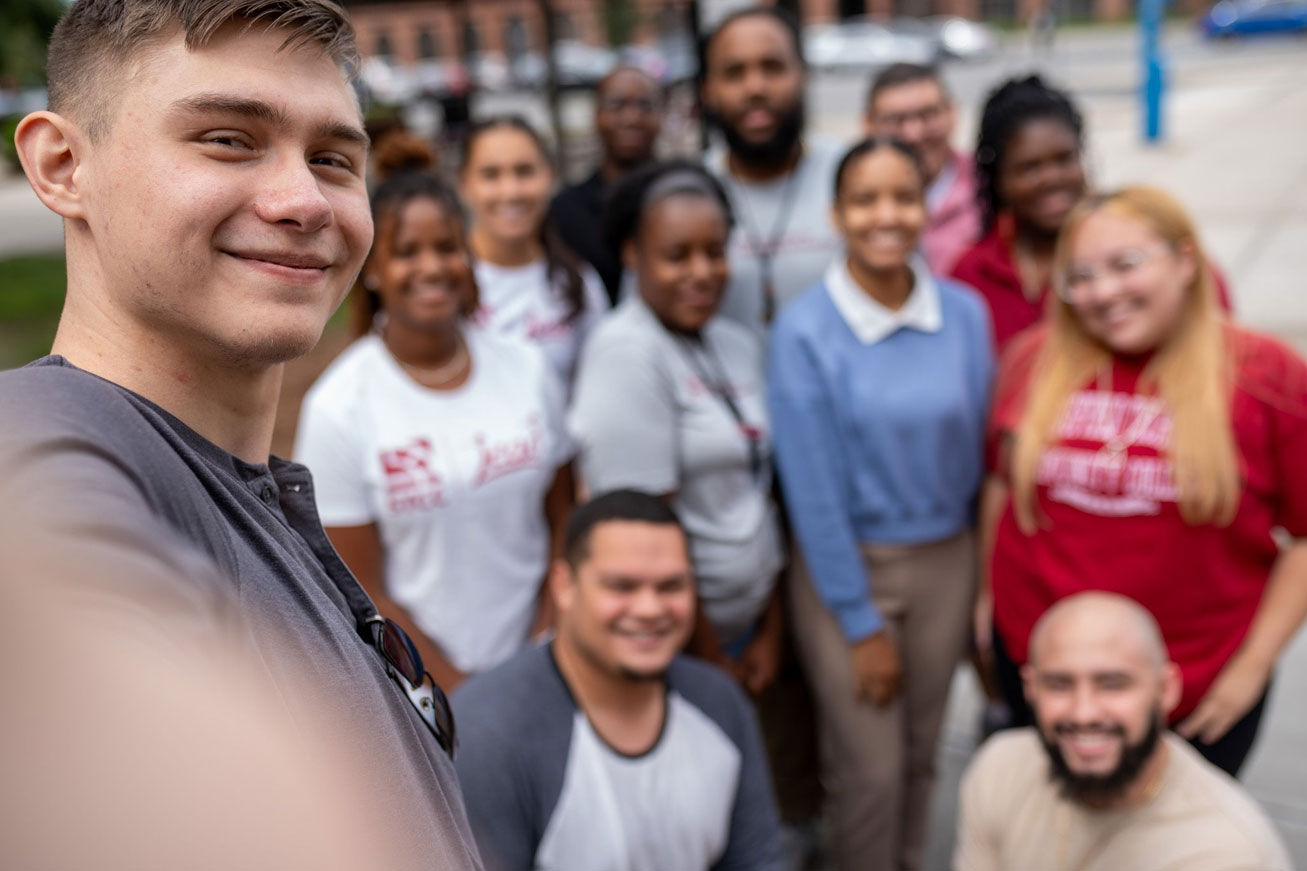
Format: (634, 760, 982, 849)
(873, 101, 948, 132)
(368, 615, 457, 759)
(597, 96, 660, 115)
(1058, 245, 1173, 303)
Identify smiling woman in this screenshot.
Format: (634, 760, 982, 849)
(295, 169, 576, 692)
(458, 115, 608, 390)
(980, 185, 1307, 779)
(769, 137, 995, 871)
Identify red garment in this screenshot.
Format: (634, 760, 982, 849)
(988, 325, 1307, 721)
(951, 214, 1233, 353)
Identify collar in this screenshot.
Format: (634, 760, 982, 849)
(825, 256, 942, 345)
(926, 151, 959, 212)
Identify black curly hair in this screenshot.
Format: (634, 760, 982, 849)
(973, 75, 1084, 234)
(352, 171, 470, 336)
(602, 159, 735, 256)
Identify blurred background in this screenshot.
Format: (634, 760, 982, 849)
(3, 0, 1307, 866)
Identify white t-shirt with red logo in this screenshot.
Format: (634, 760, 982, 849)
(472, 258, 609, 389)
(295, 328, 571, 674)
(988, 325, 1307, 720)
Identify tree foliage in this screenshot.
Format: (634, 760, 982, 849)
(1, 0, 66, 89)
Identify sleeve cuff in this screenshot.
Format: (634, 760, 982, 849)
(835, 602, 884, 644)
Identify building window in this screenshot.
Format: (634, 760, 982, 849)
(417, 26, 440, 60)
(504, 16, 528, 56)
(374, 30, 394, 59)
(552, 12, 574, 41)
(463, 21, 480, 55)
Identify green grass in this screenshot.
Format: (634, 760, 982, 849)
(0, 254, 65, 369)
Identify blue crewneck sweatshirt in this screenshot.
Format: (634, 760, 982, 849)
(768, 275, 994, 642)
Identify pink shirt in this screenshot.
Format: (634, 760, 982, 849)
(921, 150, 982, 276)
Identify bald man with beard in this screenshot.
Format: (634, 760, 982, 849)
(955, 592, 1290, 871)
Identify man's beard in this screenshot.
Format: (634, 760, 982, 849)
(705, 99, 805, 172)
(1040, 712, 1164, 806)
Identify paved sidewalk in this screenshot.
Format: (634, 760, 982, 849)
(921, 33, 1307, 871)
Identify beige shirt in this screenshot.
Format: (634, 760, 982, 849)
(955, 729, 1292, 871)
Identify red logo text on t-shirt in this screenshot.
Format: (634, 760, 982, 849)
(1037, 391, 1179, 516)
(474, 414, 544, 487)
(379, 437, 446, 514)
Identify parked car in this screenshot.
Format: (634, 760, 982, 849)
(890, 16, 998, 60)
(619, 36, 698, 85)
(803, 19, 941, 72)
(511, 41, 617, 88)
(1202, 0, 1307, 36)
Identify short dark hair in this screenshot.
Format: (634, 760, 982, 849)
(699, 5, 805, 82)
(833, 137, 927, 200)
(563, 490, 684, 569)
(47, 0, 358, 138)
(973, 74, 1084, 232)
(603, 159, 734, 254)
(865, 62, 945, 114)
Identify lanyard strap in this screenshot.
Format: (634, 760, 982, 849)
(674, 334, 765, 485)
(731, 159, 803, 325)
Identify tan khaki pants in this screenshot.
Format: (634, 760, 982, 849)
(789, 532, 975, 871)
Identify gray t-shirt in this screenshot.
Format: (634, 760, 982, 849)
(452, 643, 785, 871)
(707, 136, 846, 338)
(569, 297, 785, 644)
(0, 357, 483, 869)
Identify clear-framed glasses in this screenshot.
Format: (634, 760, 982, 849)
(874, 100, 948, 133)
(597, 96, 660, 115)
(368, 615, 457, 759)
(1057, 245, 1173, 303)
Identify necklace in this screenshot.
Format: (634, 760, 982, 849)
(1095, 365, 1163, 458)
(729, 148, 803, 325)
(395, 337, 470, 389)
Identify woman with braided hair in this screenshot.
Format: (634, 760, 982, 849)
(949, 75, 1090, 352)
(952, 76, 1229, 352)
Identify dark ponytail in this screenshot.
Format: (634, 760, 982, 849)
(462, 115, 588, 323)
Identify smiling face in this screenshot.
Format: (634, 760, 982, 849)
(459, 126, 553, 247)
(76, 23, 372, 367)
(553, 520, 695, 683)
(701, 14, 806, 168)
(368, 197, 475, 335)
(832, 146, 927, 276)
(596, 68, 662, 170)
(998, 117, 1086, 237)
(1062, 210, 1195, 355)
(865, 78, 956, 185)
(1024, 600, 1181, 804)
(630, 193, 730, 333)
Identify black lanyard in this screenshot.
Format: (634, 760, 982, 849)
(674, 334, 765, 485)
(731, 161, 802, 325)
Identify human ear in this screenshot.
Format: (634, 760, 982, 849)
(549, 559, 575, 615)
(1159, 662, 1183, 718)
(1021, 664, 1037, 706)
(14, 111, 88, 222)
(621, 238, 638, 271)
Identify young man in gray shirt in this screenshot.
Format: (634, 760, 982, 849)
(700, 7, 844, 337)
(4, 0, 480, 864)
(453, 490, 784, 871)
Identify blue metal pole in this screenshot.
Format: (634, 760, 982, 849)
(1141, 0, 1167, 143)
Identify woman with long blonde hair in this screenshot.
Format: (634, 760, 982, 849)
(976, 185, 1307, 775)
